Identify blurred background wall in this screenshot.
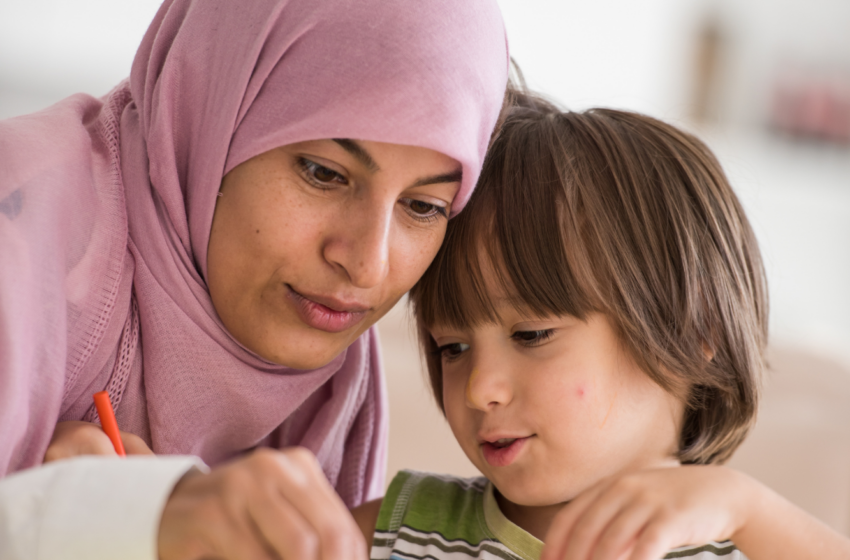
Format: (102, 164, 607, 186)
(3, 0, 849, 536)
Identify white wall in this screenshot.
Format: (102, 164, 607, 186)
(0, 0, 699, 121)
(709, 0, 850, 126)
(0, 0, 161, 119)
(497, 0, 693, 120)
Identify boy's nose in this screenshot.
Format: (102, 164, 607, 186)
(465, 364, 513, 410)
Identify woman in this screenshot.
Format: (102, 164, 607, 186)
(0, 0, 508, 557)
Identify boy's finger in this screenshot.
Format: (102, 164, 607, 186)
(625, 520, 671, 560)
(541, 504, 581, 560)
(561, 487, 636, 560)
(588, 503, 653, 560)
(542, 483, 608, 560)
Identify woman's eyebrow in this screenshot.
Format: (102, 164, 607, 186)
(333, 138, 379, 172)
(332, 138, 462, 186)
(411, 170, 463, 187)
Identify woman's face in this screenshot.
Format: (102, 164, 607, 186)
(207, 139, 461, 368)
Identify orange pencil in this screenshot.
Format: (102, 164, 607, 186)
(93, 390, 126, 457)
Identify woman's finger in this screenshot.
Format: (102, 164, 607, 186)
(249, 485, 321, 560)
(43, 421, 117, 462)
(158, 465, 280, 560)
(217, 516, 282, 560)
(120, 430, 155, 455)
(267, 448, 367, 560)
(158, 448, 366, 560)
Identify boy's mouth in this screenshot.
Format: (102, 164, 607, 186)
(481, 436, 531, 467)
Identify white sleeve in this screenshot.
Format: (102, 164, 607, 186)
(0, 455, 208, 560)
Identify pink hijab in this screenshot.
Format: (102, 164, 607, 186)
(0, 0, 507, 505)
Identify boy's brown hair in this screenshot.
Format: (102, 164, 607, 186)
(409, 96, 768, 465)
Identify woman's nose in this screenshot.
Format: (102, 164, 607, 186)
(465, 358, 513, 411)
(324, 197, 392, 289)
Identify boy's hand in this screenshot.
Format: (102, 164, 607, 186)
(158, 447, 368, 560)
(43, 420, 154, 462)
(541, 466, 756, 560)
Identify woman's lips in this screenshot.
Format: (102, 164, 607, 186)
(481, 436, 531, 467)
(286, 286, 368, 333)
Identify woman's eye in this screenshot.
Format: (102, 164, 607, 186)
(511, 329, 554, 346)
(298, 158, 347, 186)
(437, 342, 470, 361)
(313, 165, 339, 182)
(402, 198, 447, 223)
(409, 200, 436, 215)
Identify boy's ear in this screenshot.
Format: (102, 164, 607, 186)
(701, 341, 715, 361)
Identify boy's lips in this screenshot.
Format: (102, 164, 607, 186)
(480, 435, 532, 467)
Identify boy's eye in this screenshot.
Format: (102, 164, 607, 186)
(511, 329, 554, 346)
(436, 342, 470, 361)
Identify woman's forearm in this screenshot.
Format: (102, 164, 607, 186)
(0, 456, 203, 560)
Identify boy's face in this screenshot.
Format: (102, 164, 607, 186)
(431, 300, 685, 508)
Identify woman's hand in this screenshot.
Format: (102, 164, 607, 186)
(158, 447, 368, 560)
(43, 420, 154, 462)
(541, 466, 755, 560)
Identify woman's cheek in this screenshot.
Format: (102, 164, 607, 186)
(394, 226, 446, 288)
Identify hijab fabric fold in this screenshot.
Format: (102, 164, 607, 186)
(0, 0, 508, 506)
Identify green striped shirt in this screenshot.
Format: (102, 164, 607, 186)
(371, 470, 746, 560)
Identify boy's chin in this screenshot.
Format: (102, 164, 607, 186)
(491, 475, 580, 509)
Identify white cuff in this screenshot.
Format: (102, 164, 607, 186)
(0, 455, 208, 560)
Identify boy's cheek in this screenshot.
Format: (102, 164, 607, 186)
(574, 383, 589, 399)
(540, 373, 597, 406)
(442, 379, 470, 429)
(538, 376, 619, 432)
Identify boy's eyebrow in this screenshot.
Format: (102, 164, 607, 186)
(332, 138, 379, 172)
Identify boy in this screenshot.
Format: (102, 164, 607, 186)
(351, 97, 850, 560)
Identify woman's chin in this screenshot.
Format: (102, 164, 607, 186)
(252, 328, 360, 370)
